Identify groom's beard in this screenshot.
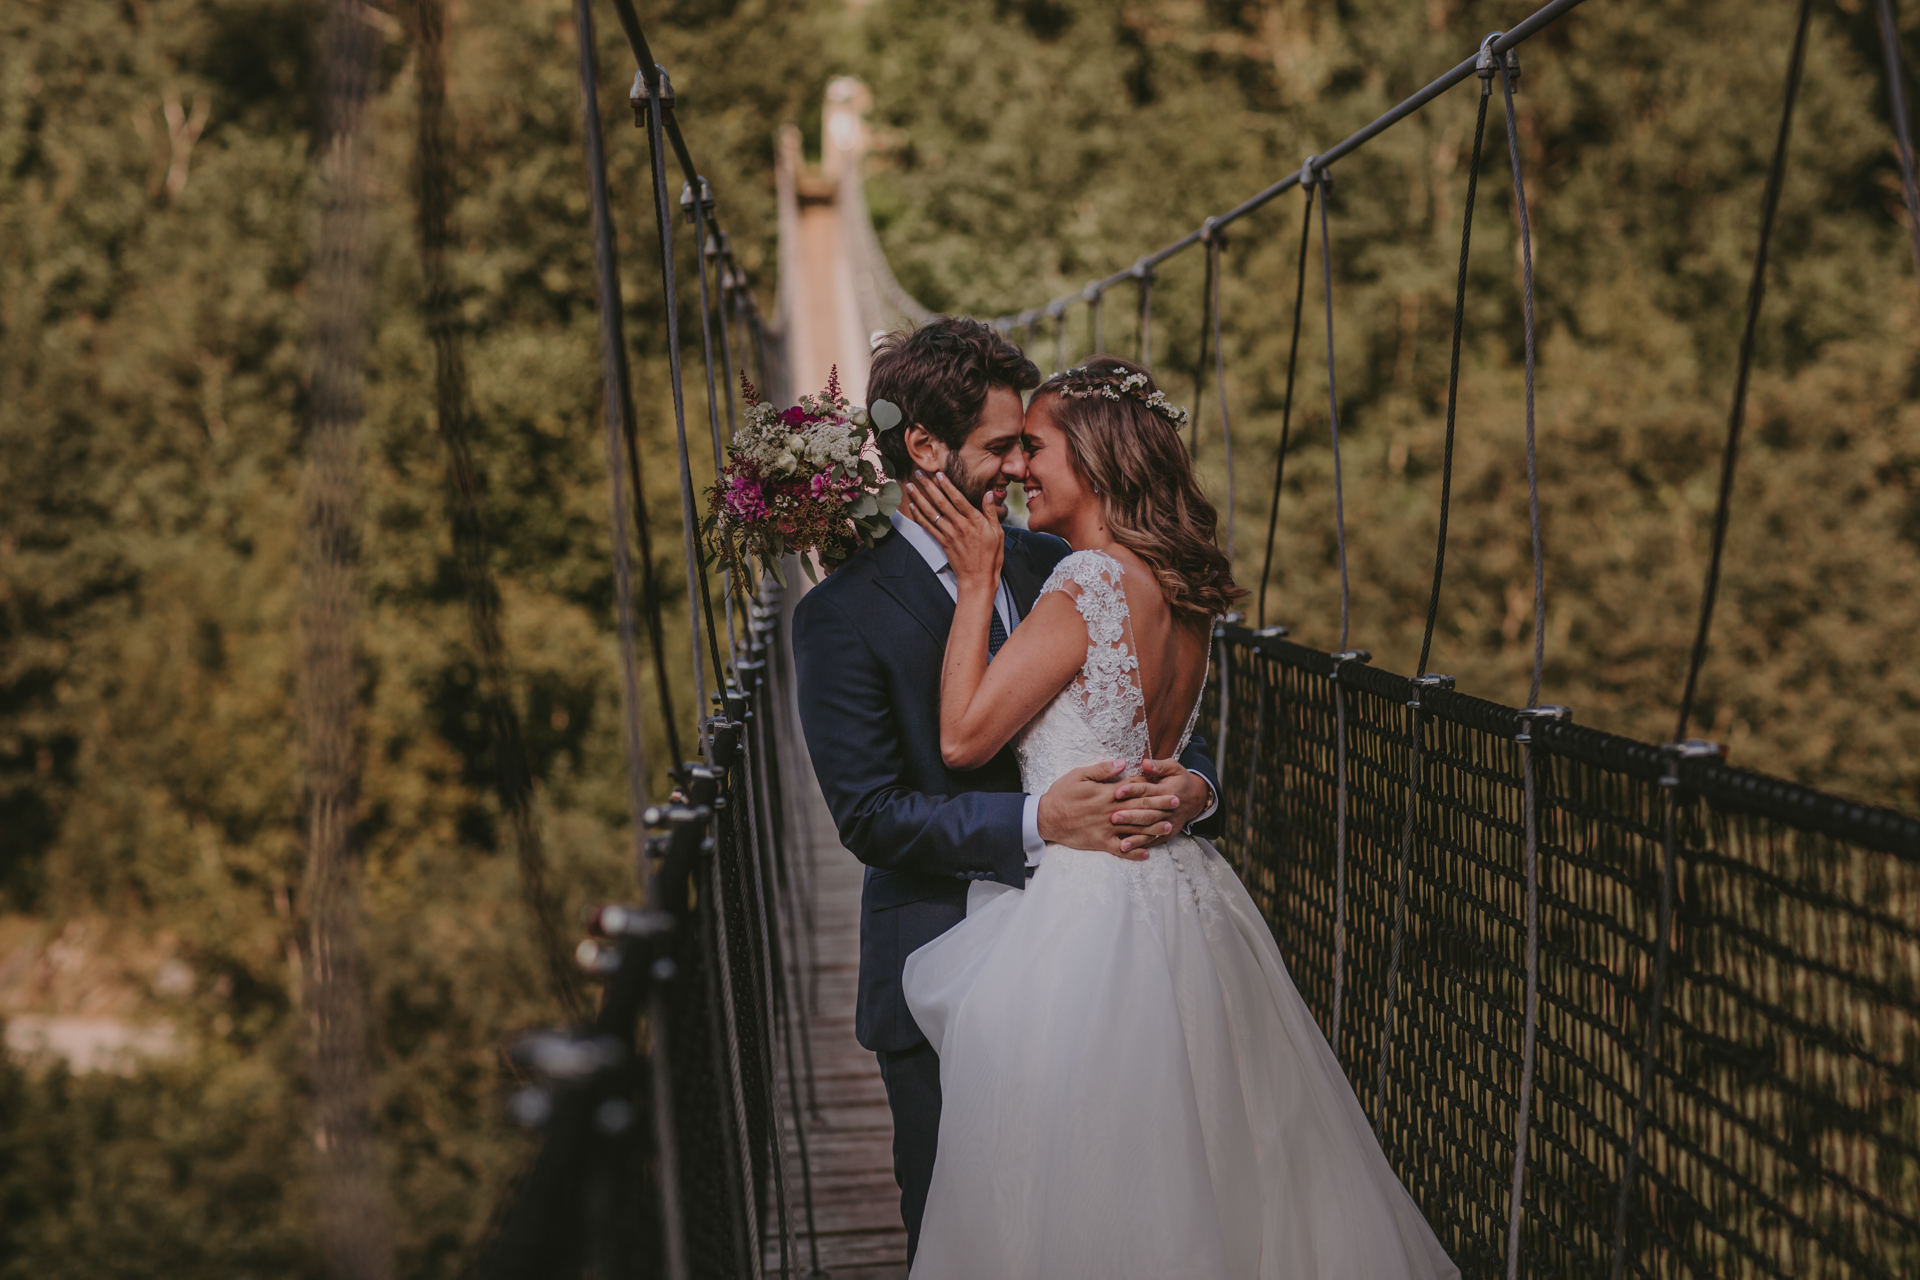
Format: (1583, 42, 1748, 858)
(941, 448, 1000, 516)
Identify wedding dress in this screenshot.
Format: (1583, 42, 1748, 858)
(902, 551, 1459, 1280)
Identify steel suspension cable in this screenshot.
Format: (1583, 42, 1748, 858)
(1611, 6, 1816, 1274)
(1498, 45, 1549, 1280)
(636, 65, 725, 743)
(1192, 235, 1216, 456)
(1876, 0, 1920, 286)
(1418, 82, 1491, 681)
(572, 12, 690, 1273)
(1314, 160, 1361, 1050)
(1209, 226, 1237, 567)
(1257, 187, 1316, 630)
(687, 187, 741, 660)
(1375, 61, 1494, 1139)
(708, 234, 754, 635)
(1136, 265, 1155, 370)
(1672, 0, 1813, 746)
(576, 4, 660, 857)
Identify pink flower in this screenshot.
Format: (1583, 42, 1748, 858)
(781, 406, 809, 427)
(725, 476, 769, 521)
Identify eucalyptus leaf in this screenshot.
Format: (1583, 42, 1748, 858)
(876, 479, 903, 517)
(849, 492, 878, 518)
(870, 399, 902, 432)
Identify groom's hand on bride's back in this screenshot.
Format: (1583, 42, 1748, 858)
(1036, 758, 1196, 861)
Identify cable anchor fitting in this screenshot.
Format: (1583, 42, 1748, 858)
(1253, 624, 1290, 638)
(1301, 154, 1330, 191)
(1407, 672, 1455, 711)
(680, 176, 714, 223)
(1329, 649, 1372, 683)
(629, 64, 674, 129)
(1658, 738, 1726, 789)
(1477, 35, 1519, 94)
(1514, 703, 1571, 745)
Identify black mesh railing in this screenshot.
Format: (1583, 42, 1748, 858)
(1201, 624, 1920, 1280)
(482, 584, 821, 1280)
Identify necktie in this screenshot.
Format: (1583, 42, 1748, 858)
(987, 595, 1008, 657)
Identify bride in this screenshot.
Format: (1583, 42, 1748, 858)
(897, 357, 1459, 1280)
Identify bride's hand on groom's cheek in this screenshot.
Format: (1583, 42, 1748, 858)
(904, 470, 1003, 587)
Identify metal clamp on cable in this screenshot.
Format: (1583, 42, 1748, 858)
(1253, 625, 1289, 638)
(1300, 153, 1329, 191)
(680, 176, 714, 222)
(643, 799, 711, 918)
(708, 719, 741, 773)
(682, 763, 722, 810)
(629, 63, 674, 128)
(1211, 611, 1245, 640)
(1082, 284, 1102, 304)
(1477, 33, 1519, 95)
(1131, 258, 1155, 283)
(1658, 738, 1726, 789)
(1407, 672, 1455, 710)
(1514, 703, 1571, 745)
(1330, 649, 1372, 682)
(1201, 216, 1225, 248)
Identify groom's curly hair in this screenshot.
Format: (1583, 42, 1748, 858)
(867, 317, 1040, 482)
(1032, 356, 1246, 622)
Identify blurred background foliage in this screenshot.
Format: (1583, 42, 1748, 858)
(0, 0, 1915, 1273)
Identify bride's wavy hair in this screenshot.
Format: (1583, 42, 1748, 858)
(1031, 356, 1245, 621)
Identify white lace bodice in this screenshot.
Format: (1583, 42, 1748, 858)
(1015, 550, 1206, 795)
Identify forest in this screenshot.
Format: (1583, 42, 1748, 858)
(2, 0, 1917, 1273)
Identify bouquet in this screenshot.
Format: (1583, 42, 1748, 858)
(705, 367, 903, 584)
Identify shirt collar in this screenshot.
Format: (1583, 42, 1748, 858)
(891, 509, 952, 576)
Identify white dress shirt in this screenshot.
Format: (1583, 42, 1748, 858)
(890, 512, 1215, 868)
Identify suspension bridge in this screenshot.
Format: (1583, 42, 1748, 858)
(295, 0, 1920, 1277)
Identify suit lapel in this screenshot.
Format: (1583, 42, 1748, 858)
(871, 527, 956, 646)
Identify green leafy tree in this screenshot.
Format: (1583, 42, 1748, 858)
(858, 0, 1920, 807)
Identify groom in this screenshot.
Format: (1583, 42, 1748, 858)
(791, 317, 1224, 1259)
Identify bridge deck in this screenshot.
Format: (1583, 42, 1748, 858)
(770, 769, 908, 1279)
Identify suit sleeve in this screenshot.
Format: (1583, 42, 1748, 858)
(1178, 731, 1225, 841)
(793, 588, 1030, 890)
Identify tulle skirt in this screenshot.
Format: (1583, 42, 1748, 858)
(901, 836, 1460, 1280)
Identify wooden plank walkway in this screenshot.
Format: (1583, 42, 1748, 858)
(766, 766, 909, 1279)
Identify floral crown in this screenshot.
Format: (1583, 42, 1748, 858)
(1047, 366, 1191, 428)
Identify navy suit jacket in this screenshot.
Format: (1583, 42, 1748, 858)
(792, 524, 1224, 1053)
